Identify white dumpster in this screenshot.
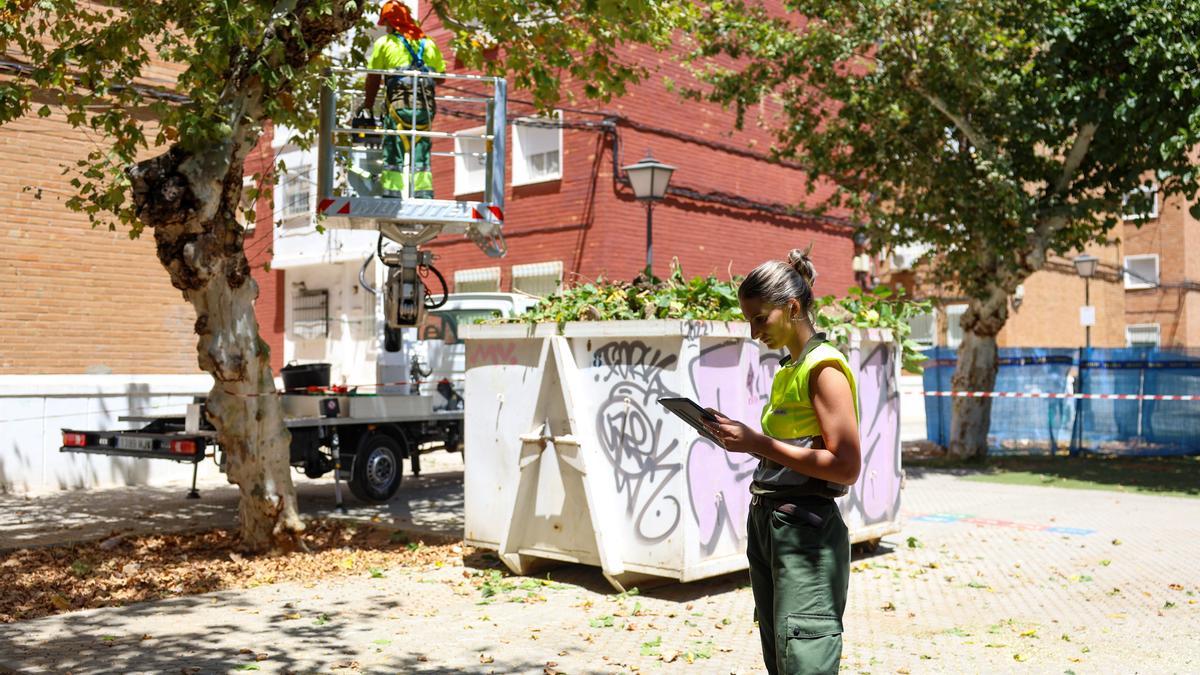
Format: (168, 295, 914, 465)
(460, 321, 901, 591)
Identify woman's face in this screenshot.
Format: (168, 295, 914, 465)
(740, 296, 795, 350)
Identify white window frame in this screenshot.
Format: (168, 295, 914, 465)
(1121, 183, 1159, 221)
(511, 110, 562, 186)
(237, 176, 258, 231)
(906, 311, 936, 348)
(1125, 323, 1161, 347)
(1123, 254, 1159, 290)
(511, 260, 564, 297)
(945, 304, 968, 349)
(454, 125, 488, 196)
(454, 266, 501, 292)
(279, 165, 313, 223)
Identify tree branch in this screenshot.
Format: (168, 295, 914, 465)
(428, 0, 476, 35)
(911, 84, 996, 160)
(1053, 121, 1099, 195)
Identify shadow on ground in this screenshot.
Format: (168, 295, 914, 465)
(461, 537, 899, 603)
(0, 587, 551, 674)
(904, 454, 1200, 497)
(0, 467, 465, 551)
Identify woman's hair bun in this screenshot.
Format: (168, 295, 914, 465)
(787, 245, 817, 289)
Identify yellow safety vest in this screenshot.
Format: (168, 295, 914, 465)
(753, 334, 859, 497)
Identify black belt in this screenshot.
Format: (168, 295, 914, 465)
(751, 494, 828, 527)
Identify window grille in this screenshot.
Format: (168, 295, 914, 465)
(281, 166, 312, 221)
(454, 266, 501, 292)
(1126, 323, 1161, 347)
(512, 260, 563, 297)
(945, 304, 967, 348)
(907, 311, 936, 347)
(292, 287, 329, 339)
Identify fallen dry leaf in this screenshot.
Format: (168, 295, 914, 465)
(0, 521, 462, 623)
(479, 653, 495, 664)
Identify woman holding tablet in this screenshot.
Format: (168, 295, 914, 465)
(702, 247, 861, 675)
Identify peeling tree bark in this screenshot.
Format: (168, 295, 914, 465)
(122, 0, 365, 552)
(128, 145, 303, 552)
(947, 284, 1011, 461)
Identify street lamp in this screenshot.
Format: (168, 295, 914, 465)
(1073, 254, 1098, 348)
(1070, 253, 1099, 457)
(622, 150, 676, 275)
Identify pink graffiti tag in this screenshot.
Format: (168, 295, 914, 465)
(467, 342, 518, 368)
(685, 341, 776, 554)
(851, 344, 902, 523)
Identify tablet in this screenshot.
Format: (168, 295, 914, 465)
(658, 397, 725, 447)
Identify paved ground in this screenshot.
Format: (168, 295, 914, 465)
(2, 455, 1199, 674)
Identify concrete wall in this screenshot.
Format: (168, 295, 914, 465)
(0, 375, 223, 494)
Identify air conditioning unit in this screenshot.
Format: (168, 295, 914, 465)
(890, 244, 929, 271)
(891, 251, 917, 270)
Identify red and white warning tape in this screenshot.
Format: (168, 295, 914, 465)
(908, 390, 1198, 401)
(222, 380, 434, 398)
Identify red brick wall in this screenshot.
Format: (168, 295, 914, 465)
(243, 123, 285, 371)
(418, 27, 856, 297)
(0, 101, 201, 374)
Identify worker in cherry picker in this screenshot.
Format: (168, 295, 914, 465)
(360, 0, 446, 199)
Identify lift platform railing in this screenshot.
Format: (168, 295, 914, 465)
(316, 67, 507, 247)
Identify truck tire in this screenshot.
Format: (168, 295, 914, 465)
(349, 432, 404, 502)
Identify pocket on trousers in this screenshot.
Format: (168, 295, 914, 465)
(783, 613, 842, 675)
(771, 502, 829, 530)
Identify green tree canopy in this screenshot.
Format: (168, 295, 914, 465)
(686, 0, 1200, 456)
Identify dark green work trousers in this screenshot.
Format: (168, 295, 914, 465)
(747, 496, 850, 674)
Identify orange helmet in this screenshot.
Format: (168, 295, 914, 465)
(378, 0, 422, 38)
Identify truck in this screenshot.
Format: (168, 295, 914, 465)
(59, 292, 537, 504)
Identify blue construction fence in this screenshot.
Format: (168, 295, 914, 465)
(922, 347, 1200, 456)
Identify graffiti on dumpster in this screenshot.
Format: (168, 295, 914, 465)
(686, 341, 779, 555)
(467, 341, 519, 368)
(840, 343, 902, 524)
(592, 341, 684, 543)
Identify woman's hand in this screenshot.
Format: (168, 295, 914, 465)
(703, 410, 762, 454)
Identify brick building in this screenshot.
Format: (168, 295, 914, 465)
(1120, 190, 1200, 348)
(262, 18, 858, 385)
(878, 187, 1200, 351)
(0, 56, 278, 492)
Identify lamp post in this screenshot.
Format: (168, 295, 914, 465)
(1071, 253, 1099, 457)
(1073, 254, 1098, 348)
(622, 151, 676, 276)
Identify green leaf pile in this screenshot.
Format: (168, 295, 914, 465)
(495, 261, 742, 325)
(489, 260, 931, 373)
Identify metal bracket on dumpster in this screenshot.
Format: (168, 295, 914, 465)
(497, 336, 628, 587)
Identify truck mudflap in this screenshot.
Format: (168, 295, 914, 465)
(60, 428, 208, 463)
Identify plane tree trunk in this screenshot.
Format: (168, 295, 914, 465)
(123, 0, 365, 552)
(947, 282, 1011, 461)
(128, 146, 304, 552)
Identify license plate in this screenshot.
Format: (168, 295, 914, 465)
(116, 436, 154, 452)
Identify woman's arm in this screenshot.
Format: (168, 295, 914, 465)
(705, 363, 861, 485)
